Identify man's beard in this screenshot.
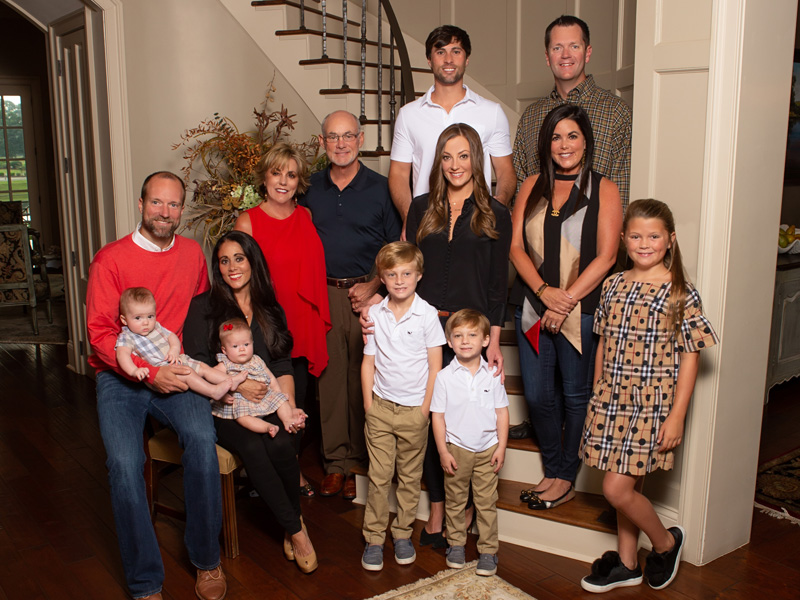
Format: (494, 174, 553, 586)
(142, 215, 178, 240)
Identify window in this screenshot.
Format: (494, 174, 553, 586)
(0, 95, 30, 222)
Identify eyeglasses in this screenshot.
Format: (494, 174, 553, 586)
(323, 132, 359, 143)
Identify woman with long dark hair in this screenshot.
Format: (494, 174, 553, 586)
(183, 230, 317, 573)
(404, 122, 512, 546)
(510, 104, 622, 510)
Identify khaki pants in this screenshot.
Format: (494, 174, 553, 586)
(362, 393, 429, 545)
(444, 442, 499, 554)
(318, 286, 366, 474)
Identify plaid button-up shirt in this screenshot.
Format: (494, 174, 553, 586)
(512, 75, 632, 209)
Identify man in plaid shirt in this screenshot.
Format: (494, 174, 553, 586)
(513, 15, 632, 209)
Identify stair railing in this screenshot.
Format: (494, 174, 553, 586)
(307, 0, 416, 151)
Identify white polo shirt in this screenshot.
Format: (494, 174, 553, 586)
(364, 293, 446, 406)
(390, 85, 513, 199)
(430, 357, 509, 453)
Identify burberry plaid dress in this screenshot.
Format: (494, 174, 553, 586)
(580, 272, 718, 475)
(210, 353, 288, 420)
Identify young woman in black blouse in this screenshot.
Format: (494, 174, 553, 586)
(404, 123, 512, 547)
(182, 231, 318, 573)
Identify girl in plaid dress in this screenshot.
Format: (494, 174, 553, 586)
(211, 318, 304, 437)
(579, 199, 718, 594)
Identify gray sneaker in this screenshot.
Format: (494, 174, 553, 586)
(446, 545, 466, 569)
(476, 553, 498, 576)
(393, 537, 416, 565)
(361, 544, 384, 571)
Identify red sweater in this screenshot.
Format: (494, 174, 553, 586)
(87, 234, 209, 383)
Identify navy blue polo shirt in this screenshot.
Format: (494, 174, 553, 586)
(299, 162, 401, 279)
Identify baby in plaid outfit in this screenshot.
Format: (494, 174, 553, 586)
(210, 318, 302, 436)
(115, 287, 246, 401)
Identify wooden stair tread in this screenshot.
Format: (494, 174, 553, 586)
(504, 374, 522, 396)
(319, 88, 423, 97)
(498, 479, 617, 534)
(506, 437, 540, 453)
(300, 57, 429, 73)
(253, 0, 359, 27)
(500, 328, 517, 345)
(276, 29, 393, 50)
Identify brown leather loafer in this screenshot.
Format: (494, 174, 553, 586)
(320, 472, 345, 496)
(195, 565, 226, 600)
(342, 474, 357, 500)
(140, 594, 163, 600)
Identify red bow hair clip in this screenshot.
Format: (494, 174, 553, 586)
(223, 324, 233, 331)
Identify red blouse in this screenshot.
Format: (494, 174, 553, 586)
(247, 205, 331, 376)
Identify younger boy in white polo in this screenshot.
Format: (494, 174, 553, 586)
(361, 241, 445, 571)
(431, 309, 509, 576)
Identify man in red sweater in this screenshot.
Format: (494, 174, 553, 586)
(87, 172, 226, 600)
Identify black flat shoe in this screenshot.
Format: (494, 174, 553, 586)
(508, 419, 532, 440)
(520, 487, 539, 502)
(528, 484, 575, 510)
(419, 527, 447, 549)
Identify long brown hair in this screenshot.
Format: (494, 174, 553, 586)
(624, 199, 687, 337)
(524, 104, 595, 222)
(417, 123, 497, 242)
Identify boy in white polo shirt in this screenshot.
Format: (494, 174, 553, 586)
(431, 309, 509, 576)
(361, 241, 445, 571)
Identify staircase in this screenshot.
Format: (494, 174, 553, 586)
(220, 0, 621, 564)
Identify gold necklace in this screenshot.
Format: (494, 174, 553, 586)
(550, 206, 560, 217)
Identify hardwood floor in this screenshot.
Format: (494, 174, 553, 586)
(0, 342, 798, 599)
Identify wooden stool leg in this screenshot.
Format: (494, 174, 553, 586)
(220, 472, 239, 559)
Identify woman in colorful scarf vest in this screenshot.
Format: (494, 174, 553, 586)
(509, 105, 622, 510)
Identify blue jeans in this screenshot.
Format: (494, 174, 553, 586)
(96, 370, 222, 599)
(515, 307, 597, 482)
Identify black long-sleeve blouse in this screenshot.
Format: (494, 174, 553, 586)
(182, 291, 293, 378)
(405, 193, 512, 327)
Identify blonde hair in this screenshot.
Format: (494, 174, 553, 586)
(119, 287, 155, 314)
(445, 308, 491, 339)
(624, 199, 687, 336)
(218, 318, 253, 344)
(255, 142, 310, 198)
(375, 241, 424, 274)
(417, 123, 498, 243)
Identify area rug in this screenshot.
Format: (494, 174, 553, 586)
(0, 298, 68, 344)
(754, 446, 800, 526)
(366, 562, 536, 600)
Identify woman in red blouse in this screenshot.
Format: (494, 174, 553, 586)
(235, 142, 331, 496)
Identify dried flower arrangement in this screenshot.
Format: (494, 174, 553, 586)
(173, 83, 323, 247)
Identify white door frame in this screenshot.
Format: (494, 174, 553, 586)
(46, 0, 133, 372)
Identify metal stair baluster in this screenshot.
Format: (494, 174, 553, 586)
(321, 0, 328, 58)
(359, 0, 366, 124)
(375, 0, 383, 151)
(341, 0, 349, 89)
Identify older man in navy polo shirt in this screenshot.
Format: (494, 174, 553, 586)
(300, 110, 401, 499)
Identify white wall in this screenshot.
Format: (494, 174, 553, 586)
(387, 0, 633, 113)
(120, 0, 320, 227)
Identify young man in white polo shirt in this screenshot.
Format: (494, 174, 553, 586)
(388, 25, 516, 225)
(431, 309, 509, 576)
(360, 242, 445, 571)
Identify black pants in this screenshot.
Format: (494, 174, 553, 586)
(214, 415, 302, 535)
(291, 356, 317, 455)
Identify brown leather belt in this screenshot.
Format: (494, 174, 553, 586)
(326, 275, 370, 289)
